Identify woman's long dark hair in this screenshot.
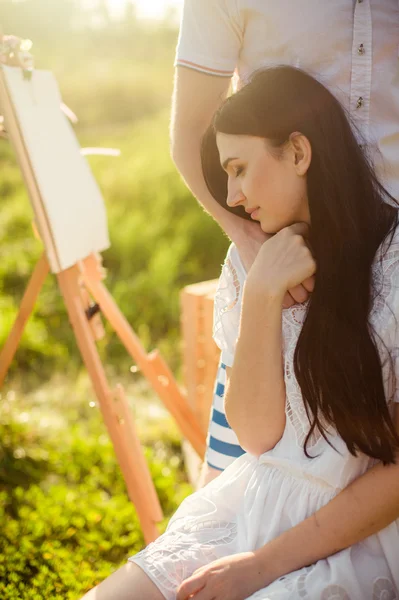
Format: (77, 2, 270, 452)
(201, 66, 399, 464)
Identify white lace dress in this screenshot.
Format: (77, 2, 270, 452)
(129, 233, 399, 600)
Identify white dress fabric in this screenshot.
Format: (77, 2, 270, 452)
(129, 230, 399, 599)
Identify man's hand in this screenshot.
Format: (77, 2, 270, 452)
(235, 219, 314, 308)
(176, 552, 268, 600)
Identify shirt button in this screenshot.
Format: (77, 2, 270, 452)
(358, 43, 365, 55)
(356, 96, 364, 109)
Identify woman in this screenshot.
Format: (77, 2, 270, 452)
(81, 66, 399, 599)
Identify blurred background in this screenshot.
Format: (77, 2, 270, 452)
(0, 3, 230, 597)
(0, 0, 229, 384)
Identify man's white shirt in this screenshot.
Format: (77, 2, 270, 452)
(176, 0, 399, 201)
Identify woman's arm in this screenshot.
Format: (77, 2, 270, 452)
(253, 403, 399, 585)
(224, 286, 286, 455)
(224, 224, 315, 455)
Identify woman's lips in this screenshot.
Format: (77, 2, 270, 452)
(250, 208, 260, 219)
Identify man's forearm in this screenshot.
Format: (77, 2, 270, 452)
(254, 455, 399, 585)
(172, 126, 244, 240)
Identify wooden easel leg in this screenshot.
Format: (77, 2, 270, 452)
(0, 252, 49, 387)
(57, 264, 162, 544)
(81, 257, 206, 458)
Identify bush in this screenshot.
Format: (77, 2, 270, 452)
(0, 396, 192, 599)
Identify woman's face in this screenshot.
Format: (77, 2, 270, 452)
(216, 132, 311, 234)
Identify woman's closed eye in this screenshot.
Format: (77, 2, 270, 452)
(233, 166, 245, 177)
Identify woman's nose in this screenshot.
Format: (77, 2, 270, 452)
(226, 179, 246, 208)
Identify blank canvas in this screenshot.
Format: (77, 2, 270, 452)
(1, 65, 110, 273)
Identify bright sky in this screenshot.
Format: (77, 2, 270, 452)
(105, 0, 183, 20)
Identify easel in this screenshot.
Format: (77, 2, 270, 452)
(0, 37, 206, 544)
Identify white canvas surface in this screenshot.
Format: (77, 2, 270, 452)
(1, 65, 110, 273)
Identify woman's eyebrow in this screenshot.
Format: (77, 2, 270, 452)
(222, 157, 238, 170)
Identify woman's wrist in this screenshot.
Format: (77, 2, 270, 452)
(243, 279, 286, 305)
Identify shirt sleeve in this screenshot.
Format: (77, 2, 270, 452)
(174, 0, 242, 77)
(212, 243, 246, 367)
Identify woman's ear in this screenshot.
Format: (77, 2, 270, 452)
(289, 132, 311, 176)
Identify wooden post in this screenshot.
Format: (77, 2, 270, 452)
(180, 280, 220, 434)
(57, 264, 162, 544)
(0, 252, 49, 386)
(81, 254, 206, 458)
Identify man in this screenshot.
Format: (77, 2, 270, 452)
(171, 0, 399, 484)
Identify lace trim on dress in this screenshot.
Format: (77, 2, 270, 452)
(213, 252, 244, 361)
(370, 245, 399, 404)
(131, 519, 238, 597)
(255, 572, 398, 599)
(281, 300, 323, 449)
(282, 238, 399, 448)
(220, 257, 241, 315)
(372, 577, 397, 599)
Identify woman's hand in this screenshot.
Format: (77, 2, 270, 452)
(176, 552, 268, 600)
(245, 222, 316, 302)
(234, 220, 314, 308)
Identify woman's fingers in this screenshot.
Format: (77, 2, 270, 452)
(287, 221, 311, 239)
(284, 276, 315, 307)
(176, 574, 206, 600)
(288, 284, 309, 304)
(282, 291, 296, 309)
(302, 275, 315, 293)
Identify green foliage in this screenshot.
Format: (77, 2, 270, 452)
(0, 110, 229, 381)
(0, 391, 192, 599)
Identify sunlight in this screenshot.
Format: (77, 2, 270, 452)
(105, 0, 183, 20)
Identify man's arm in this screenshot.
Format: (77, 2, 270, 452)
(254, 403, 399, 586)
(171, 67, 269, 269)
(171, 67, 237, 234)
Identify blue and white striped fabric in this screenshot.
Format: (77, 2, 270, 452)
(205, 358, 245, 471)
(206, 243, 247, 471)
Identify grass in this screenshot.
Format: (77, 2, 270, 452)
(0, 370, 193, 599)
